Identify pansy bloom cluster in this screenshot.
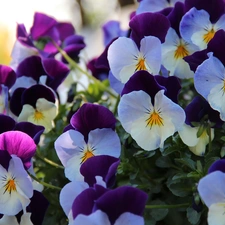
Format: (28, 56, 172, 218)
(1, 0, 225, 224)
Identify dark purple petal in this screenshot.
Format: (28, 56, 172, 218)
(0, 114, 16, 133)
(208, 159, 225, 174)
(14, 122, 45, 144)
(21, 84, 55, 108)
(10, 87, 25, 116)
(154, 75, 181, 103)
(62, 44, 86, 63)
(80, 155, 120, 187)
(184, 96, 223, 127)
(56, 22, 75, 41)
(87, 58, 109, 81)
(0, 65, 16, 88)
(0, 131, 36, 169)
(0, 149, 11, 170)
(105, 160, 120, 188)
(167, 2, 185, 36)
(16, 56, 46, 82)
(42, 58, 70, 90)
(30, 12, 58, 40)
(94, 186, 148, 224)
(183, 50, 208, 72)
(129, 12, 170, 47)
(63, 124, 73, 132)
(121, 71, 165, 103)
(42, 42, 58, 55)
(72, 185, 108, 219)
(207, 30, 225, 66)
(27, 190, 49, 225)
(17, 24, 34, 47)
(184, 0, 225, 23)
(70, 103, 117, 142)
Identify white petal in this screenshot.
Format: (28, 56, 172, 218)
(18, 104, 35, 122)
(72, 210, 110, 225)
(214, 14, 225, 30)
(208, 203, 225, 225)
(88, 128, 121, 158)
(140, 36, 161, 75)
(20, 213, 33, 225)
(54, 130, 86, 166)
(0, 215, 19, 225)
(60, 181, 89, 220)
(108, 37, 139, 83)
(115, 212, 144, 225)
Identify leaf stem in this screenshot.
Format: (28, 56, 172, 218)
(28, 172, 62, 191)
(145, 203, 190, 209)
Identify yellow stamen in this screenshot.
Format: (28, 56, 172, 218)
(203, 28, 215, 43)
(174, 44, 189, 59)
(81, 149, 95, 164)
(146, 110, 164, 128)
(135, 57, 147, 71)
(4, 179, 17, 194)
(33, 110, 45, 121)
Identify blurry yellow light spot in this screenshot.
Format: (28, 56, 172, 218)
(135, 57, 147, 71)
(33, 110, 45, 121)
(146, 110, 164, 128)
(174, 44, 189, 59)
(203, 29, 215, 43)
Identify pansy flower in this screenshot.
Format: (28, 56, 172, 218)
(161, 2, 199, 78)
(178, 96, 221, 156)
(54, 103, 121, 181)
(180, 1, 225, 50)
(61, 183, 147, 225)
(118, 70, 185, 151)
(10, 84, 58, 133)
(0, 152, 33, 216)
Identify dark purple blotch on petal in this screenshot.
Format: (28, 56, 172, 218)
(42, 58, 70, 90)
(0, 150, 11, 170)
(0, 65, 16, 88)
(155, 75, 181, 103)
(183, 50, 208, 72)
(80, 155, 120, 187)
(0, 114, 16, 134)
(16, 56, 46, 82)
(0, 131, 37, 169)
(70, 103, 117, 142)
(208, 159, 225, 174)
(184, 96, 223, 127)
(184, 0, 225, 23)
(72, 185, 108, 219)
(167, 2, 185, 36)
(121, 70, 165, 104)
(21, 84, 55, 108)
(56, 22, 75, 41)
(94, 186, 148, 224)
(10, 87, 26, 116)
(14, 122, 45, 145)
(129, 12, 170, 47)
(208, 30, 225, 66)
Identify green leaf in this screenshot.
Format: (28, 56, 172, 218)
(174, 158, 196, 170)
(155, 156, 172, 168)
(186, 207, 201, 225)
(149, 200, 169, 221)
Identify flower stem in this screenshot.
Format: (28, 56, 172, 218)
(28, 172, 62, 191)
(36, 151, 64, 169)
(145, 203, 189, 209)
(52, 40, 118, 99)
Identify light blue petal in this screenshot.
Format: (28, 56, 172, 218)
(197, 171, 225, 207)
(194, 53, 225, 99)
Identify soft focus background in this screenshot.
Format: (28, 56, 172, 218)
(0, 0, 137, 65)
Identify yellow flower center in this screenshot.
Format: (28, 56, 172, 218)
(203, 28, 215, 43)
(81, 149, 95, 164)
(146, 110, 164, 128)
(135, 57, 147, 71)
(174, 44, 189, 59)
(33, 110, 45, 121)
(4, 179, 17, 194)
